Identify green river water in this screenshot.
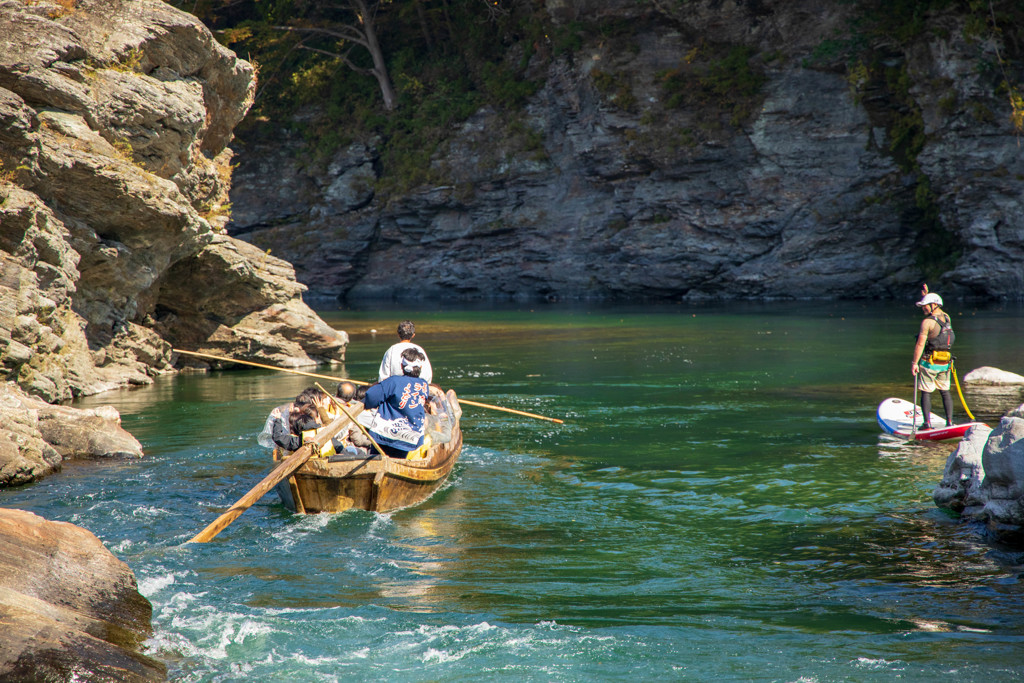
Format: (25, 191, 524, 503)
(2, 301, 1023, 682)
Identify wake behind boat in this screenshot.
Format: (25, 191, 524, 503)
(876, 397, 985, 441)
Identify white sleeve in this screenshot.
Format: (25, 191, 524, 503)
(420, 351, 433, 384)
(378, 346, 394, 382)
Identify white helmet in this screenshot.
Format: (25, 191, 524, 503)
(915, 292, 943, 307)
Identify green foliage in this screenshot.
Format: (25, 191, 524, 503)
(590, 69, 638, 112)
(480, 62, 539, 109)
(550, 21, 585, 56)
(659, 44, 766, 126)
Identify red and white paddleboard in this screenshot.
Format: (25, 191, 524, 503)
(876, 397, 985, 441)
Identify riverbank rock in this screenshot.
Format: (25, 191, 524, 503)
(0, 0, 347, 404)
(962, 366, 1024, 424)
(0, 508, 164, 682)
(0, 381, 142, 487)
(228, 1, 1024, 303)
(964, 367, 1024, 385)
(934, 403, 1024, 546)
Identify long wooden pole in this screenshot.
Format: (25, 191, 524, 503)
(173, 348, 368, 385)
(186, 413, 352, 543)
(456, 398, 564, 424)
(172, 348, 564, 424)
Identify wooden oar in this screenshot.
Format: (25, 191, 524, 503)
(186, 412, 352, 543)
(171, 348, 565, 424)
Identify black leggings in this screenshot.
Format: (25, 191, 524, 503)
(921, 390, 953, 427)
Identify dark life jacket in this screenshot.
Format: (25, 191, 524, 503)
(925, 314, 955, 352)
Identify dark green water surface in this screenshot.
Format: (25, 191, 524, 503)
(3, 302, 1024, 682)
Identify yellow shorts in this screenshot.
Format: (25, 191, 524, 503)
(917, 362, 951, 392)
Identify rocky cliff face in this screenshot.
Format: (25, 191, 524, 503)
(0, 0, 348, 403)
(228, 0, 1024, 303)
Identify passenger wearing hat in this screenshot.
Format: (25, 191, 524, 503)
(359, 348, 430, 458)
(911, 284, 955, 429)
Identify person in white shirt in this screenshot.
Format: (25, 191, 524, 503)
(378, 320, 433, 384)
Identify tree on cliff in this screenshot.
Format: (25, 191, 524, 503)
(273, 0, 399, 110)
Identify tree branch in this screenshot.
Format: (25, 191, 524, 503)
(272, 24, 369, 50)
(296, 45, 370, 76)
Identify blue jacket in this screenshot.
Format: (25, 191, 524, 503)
(362, 374, 429, 451)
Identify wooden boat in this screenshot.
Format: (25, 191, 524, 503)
(272, 387, 463, 514)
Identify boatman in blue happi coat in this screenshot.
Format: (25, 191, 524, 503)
(361, 348, 430, 458)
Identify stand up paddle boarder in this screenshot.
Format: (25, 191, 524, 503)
(911, 284, 955, 430)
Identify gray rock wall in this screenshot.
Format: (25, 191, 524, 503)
(229, 1, 1024, 303)
(0, 0, 348, 403)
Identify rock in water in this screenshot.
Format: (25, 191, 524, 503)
(964, 367, 1024, 385)
(0, 381, 143, 487)
(0, 508, 165, 682)
(933, 423, 992, 513)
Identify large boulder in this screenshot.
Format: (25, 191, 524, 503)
(0, 508, 164, 682)
(961, 366, 1024, 424)
(0, 0, 347, 403)
(933, 423, 992, 513)
(935, 403, 1024, 545)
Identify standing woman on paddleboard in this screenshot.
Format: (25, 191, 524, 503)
(911, 284, 955, 429)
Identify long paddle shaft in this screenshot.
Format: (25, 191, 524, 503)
(186, 412, 352, 543)
(911, 373, 919, 439)
(172, 348, 564, 424)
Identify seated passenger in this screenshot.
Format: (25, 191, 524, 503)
(335, 382, 374, 454)
(423, 385, 455, 446)
(265, 388, 343, 455)
(360, 348, 429, 458)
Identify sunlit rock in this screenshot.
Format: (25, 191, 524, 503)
(0, 381, 142, 486)
(0, 508, 164, 682)
(0, 0, 348, 406)
(933, 423, 992, 513)
(935, 404, 1024, 545)
(964, 367, 1024, 385)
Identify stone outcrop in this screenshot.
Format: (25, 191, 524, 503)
(965, 367, 1024, 385)
(0, 508, 164, 682)
(0, 0, 348, 403)
(963, 366, 1024, 422)
(228, 0, 1024, 303)
(0, 381, 142, 487)
(934, 403, 1024, 545)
